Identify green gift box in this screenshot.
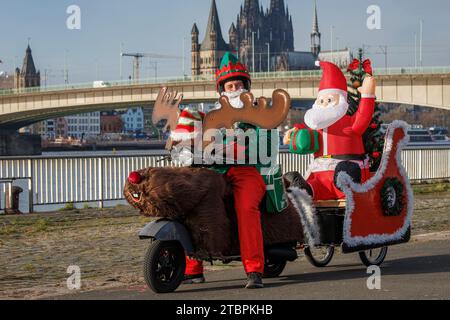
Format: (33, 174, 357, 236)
(289, 125, 319, 155)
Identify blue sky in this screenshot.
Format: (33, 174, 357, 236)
(1, 0, 449, 84)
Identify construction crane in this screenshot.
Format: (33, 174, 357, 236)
(121, 52, 183, 81)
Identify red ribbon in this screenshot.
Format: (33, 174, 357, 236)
(347, 59, 373, 75)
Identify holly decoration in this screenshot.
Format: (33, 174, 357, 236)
(347, 48, 385, 172)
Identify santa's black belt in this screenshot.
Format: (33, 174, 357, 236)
(319, 154, 367, 161)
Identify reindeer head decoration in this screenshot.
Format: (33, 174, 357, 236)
(202, 89, 291, 146)
(152, 86, 291, 150)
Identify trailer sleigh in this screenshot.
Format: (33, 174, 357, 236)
(304, 121, 414, 267)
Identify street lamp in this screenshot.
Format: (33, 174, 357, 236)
(266, 43, 270, 73)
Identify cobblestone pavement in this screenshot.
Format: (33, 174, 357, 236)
(0, 189, 449, 299)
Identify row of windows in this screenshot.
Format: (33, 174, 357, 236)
(67, 118, 100, 124)
(124, 118, 143, 123)
(68, 126, 100, 132)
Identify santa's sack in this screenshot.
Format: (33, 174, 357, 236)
(289, 124, 319, 155)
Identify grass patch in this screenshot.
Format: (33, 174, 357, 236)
(0, 224, 19, 235)
(59, 203, 76, 212)
(22, 263, 36, 273)
(413, 183, 450, 194)
(32, 219, 49, 233)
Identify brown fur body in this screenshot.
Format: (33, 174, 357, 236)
(124, 167, 304, 259)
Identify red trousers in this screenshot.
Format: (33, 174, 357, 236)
(185, 166, 266, 275)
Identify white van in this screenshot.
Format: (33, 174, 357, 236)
(93, 81, 111, 88)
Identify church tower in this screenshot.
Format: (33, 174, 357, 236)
(193, 0, 231, 76)
(191, 23, 200, 76)
(15, 45, 40, 89)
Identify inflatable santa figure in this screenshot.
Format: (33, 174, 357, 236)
(285, 61, 377, 201)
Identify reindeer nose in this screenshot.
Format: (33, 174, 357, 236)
(128, 171, 142, 184)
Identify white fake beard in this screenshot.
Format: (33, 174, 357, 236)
(217, 89, 248, 109)
(304, 94, 349, 130)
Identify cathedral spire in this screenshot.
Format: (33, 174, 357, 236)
(312, 0, 320, 34)
(270, 0, 285, 14)
(201, 0, 228, 51)
(311, 0, 321, 57)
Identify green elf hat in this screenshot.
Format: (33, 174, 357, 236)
(215, 52, 251, 92)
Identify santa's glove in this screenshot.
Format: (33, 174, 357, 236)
(357, 76, 376, 97)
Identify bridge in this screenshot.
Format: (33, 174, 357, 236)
(1, 67, 450, 130)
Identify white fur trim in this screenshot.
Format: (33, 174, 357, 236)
(287, 187, 321, 247)
(315, 60, 321, 67)
(318, 89, 348, 98)
(336, 120, 414, 248)
(170, 131, 201, 142)
(361, 94, 376, 99)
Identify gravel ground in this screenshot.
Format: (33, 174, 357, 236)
(0, 186, 449, 299)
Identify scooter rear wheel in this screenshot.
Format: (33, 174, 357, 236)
(144, 240, 185, 293)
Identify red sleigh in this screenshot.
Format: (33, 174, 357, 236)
(305, 121, 414, 266)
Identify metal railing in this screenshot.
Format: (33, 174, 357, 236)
(1, 66, 450, 96)
(0, 148, 449, 213)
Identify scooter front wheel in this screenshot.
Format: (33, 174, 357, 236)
(143, 240, 186, 293)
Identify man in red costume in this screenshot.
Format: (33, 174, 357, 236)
(173, 52, 266, 289)
(285, 61, 376, 200)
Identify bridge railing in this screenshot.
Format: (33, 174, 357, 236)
(0, 147, 449, 213)
(2, 66, 450, 97)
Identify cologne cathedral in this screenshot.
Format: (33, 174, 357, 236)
(191, 0, 324, 76)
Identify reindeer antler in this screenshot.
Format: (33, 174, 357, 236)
(203, 89, 291, 134)
(152, 87, 183, 150)
(152, 87, 183, 132)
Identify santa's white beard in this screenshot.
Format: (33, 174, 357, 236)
(304, 94, 349, 130)
(217, 89, 248, 109)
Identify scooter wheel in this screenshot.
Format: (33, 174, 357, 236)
(304, 246, 335, 267)
(144, 240, 185, 293)
(263, 260, 287, 278)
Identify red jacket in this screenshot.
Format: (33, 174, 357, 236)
(311, 97, 375, 157)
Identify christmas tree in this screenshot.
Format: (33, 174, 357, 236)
(347, 48, 385, 172)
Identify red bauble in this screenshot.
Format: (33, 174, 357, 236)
(370, 123, 378, 129)
(372, 152, 381, 158)
(128, 171, 142, 184)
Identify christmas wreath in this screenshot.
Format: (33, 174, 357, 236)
(380, 177, 404, 216)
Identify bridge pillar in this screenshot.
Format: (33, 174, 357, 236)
(0, 133, 42, 156)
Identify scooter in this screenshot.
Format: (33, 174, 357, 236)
(125, 122, 413, 294)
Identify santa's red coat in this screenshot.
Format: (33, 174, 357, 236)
(295, 97, 376, 200)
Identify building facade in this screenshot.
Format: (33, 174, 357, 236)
(121, 108, 144, 133)
(101, 111, 124, 134)
(0, 73, 14, 90)
(66, 112, 101, 139)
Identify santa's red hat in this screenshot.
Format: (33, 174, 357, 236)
(316, 61, 348, 97)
